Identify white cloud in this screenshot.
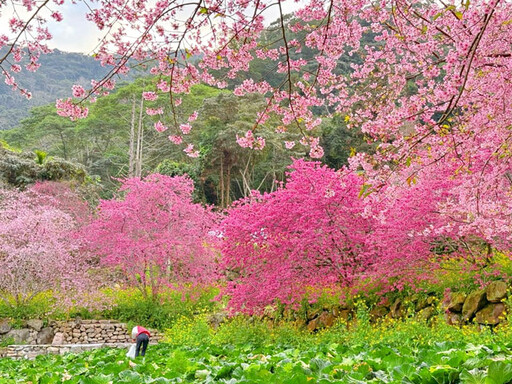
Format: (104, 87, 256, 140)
(46, 3, 103, 53)
(0, 1, 102, 54)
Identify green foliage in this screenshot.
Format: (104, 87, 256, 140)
(194, 92, 305, 206)
(423, 250, 512, 296)
(34, 150, 47, 165)
(102, 287, 220, 330)
(0, 139, 19, 152)
(1, 80, 227, 198)
(319, 115, 376, 169)
(154, 160, 204, 201)
(1, 67, 372, 203)
(154, 160, 198, 179)
(0, 337, 14, 348)
(0, 292, 55, 320)
(0, 144, 90, 189)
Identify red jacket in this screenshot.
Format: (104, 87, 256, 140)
(131, 325, 151, 339)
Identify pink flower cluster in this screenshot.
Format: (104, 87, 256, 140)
(236, 130, 266, 150)
(56, 98, 89, 120)
(184, 144, 199, 158)
(154, 121, 168, 132)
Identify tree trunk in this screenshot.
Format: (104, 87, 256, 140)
(58, 129, 68, 160)
(135, 94, 144, 178)
(226, 164, 231, 207)
(220, 155, 225, 208)
(128, 95, 136, 177)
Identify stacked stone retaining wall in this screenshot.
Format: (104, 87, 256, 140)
(0, 319, 162, 347)
(296, 280, 510, 332)
(1, 343, 136, 359)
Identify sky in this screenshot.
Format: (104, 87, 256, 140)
(45, 2, 104, 53)
(0, 0, 291, 55)
(0, 1, 103, 54)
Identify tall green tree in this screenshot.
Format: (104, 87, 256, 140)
(194, 93, 305, 207)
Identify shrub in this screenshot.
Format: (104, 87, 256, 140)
(103, 287, 220, 329)
(0, 291, 54, 320)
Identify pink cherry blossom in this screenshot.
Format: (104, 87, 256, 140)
(84, 174, 218, 299)
(168, 135, 183, 144)
(180, 123, 192, 134)
(184, 143, 200, 157)
(188, 111, 198, 122)
(72, 85, 86, 98)
(154, 121, 168, 132)
(146, 107, 163, 116)
(142, 91, 158, 101)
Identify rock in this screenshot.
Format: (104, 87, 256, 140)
(444, 311, 462, 326)
(307, 309, 322, 321)
(0, 319, 12, 335)
(486, 281, 507, 303)
(448, 292, 466, 312)
(208, 312, 227, 330)
(415, 297, 429, 311)
(52, 332, 65, 345)
(369, 306, 388, 320)
(417, 307, 436, 322)
(390, 299, 405, 318)
(59, 347, 70, 355)
(337, 309, 352, 322)
(307, 311, 337, 332)
(37, 327, 54, 344)
(6, 329, 31, 344)
(26, 319, 44, 332)
(47, 347, 60, 354)
(318, 311, 336, 327)
(462, 290, 487, 321)
(475, 303, 506, 325)
(307, 317, 319, 332)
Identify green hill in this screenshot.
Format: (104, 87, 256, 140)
(0, 49, 107, 130)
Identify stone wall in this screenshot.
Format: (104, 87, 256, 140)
(0, 343, 135, 359)
(303, 280, 509, 332)
(445, 280, 507, 326)
(0, 319, 162, 347)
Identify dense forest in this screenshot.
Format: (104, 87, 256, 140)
(0, 26, 373, 203)
(1, 79, 371, 203)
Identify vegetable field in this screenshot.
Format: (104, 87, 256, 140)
(2, 340, 512, 383)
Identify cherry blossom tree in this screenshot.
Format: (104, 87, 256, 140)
(220, 159, 375, 313)
(84, 174, 218, 300)
(31, 180, 92, 226)
(2, 0, 511, 163)
(220, 159, 512, 313)
(2, 0, 511, 198)
(0, 184, 95, 309)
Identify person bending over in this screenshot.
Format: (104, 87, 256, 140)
(131, 325, 151, 357)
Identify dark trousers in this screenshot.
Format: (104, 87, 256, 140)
(135, 333, 149, 357)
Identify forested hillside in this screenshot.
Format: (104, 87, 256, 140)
(0, 50, 107, 130)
